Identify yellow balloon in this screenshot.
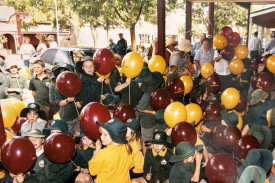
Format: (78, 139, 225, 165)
(6, 98, 26, 116)
(233, 110, 244, 130)
(96, 72, 111, 79)
(235, 45, 248, 59)
(213, 34, 227, 49)
(0, 100, 17, 128)
(164, 102, 187, 128)
(221, 88, 240, 109)
(266, 108, 273, 127)
(122, 52, 144, 78)
(5, 129, 14, 140)
(18, 66, 31, 80)
(148, 55, 166, 74)
(229, 59, 244, 75)
(266, 55, 275, 74)
(201, 63, 214, 79)
(180, 76, 193, 95)
(186, 103, 202, 125)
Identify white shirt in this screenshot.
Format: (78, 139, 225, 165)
(49, 41, 58, 48)
(266, 38, 275, 51)
(37, 43, 48, 54)
(21, 118, 47, 137)
(169, 51, 187, 74)
(248, 37, 262, 53)
(270, 47, 275, 55)
(20, 43, 36, 60)
(214, 50, 231, 76)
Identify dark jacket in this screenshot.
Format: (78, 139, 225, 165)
(72, 146, 95, 169)
(30, 152, 47, 183)
(117, 38, 127, 56)
(0, 174, 39, 183)
(103, 67, 121, 94)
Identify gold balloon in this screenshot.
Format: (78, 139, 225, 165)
(96, 72, 111, 79)
(148, 55, 166, 74)
(0, 100, 17, 128)
(180, 76, 193, 95)
(18, 66, 31, 80)
(5, 129, 14, 140)
(213, 34, 227, 49)
(233, 110, 244, 130)
(122, 52, 144, 78)
(164, 102, 187, 128)
(266, 55, 275, 74)
(221, 88, 240, 109)
(235, 45, 248, 59)
(6, 98, 26, 116)
(229, 59, 244, 75)
(201, 63, 214, 79)
(266, 108, 273, 127)
(186, 103, 202, 125)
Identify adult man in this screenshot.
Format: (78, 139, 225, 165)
(165, 38, 178, 65)
(48, 35, 58, 48)
(248, 32, 262, 63)
(108, 38, 117, 53)
(266, 32, 275, 51)
(191, 33, 206, 56)
(194, 38, 214, 77)
(116, 33, 127, 58)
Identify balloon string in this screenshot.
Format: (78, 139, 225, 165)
(74, 101, 80, 117)
(129, 84, 131, 106)
(109, 84, 113, 95)
(70, 160, 78, 168)
(100, 82, 104, 103)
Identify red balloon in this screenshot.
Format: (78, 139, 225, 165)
(166, 78, 184, 100)
(93, 48, 115, 75)
(251, 73, 260, 90)
(209, 125, 227, 150)
(234, 93, 247, 112)
(222, 126, 242, 152)
(221, 45, 235, 61)
(206, 74, 221, 95)
(171, 122, 197, 146)
(56, 71, 82, 97)
(1, 137, 36, 174)
(44, 132, 76, 163)
(233, 135, 260, 161)
(80, 102, 111, 140)
(113, 104, 136, 123)
(220, 26, 234, 42)
(150, 89, 171, 111)
(206, 153, 238, 183)
(230, 32, 240, 47)
(11, 117, 27, 134)
(205, 103, 224, 123)
(251, 60, 258, 72)
(257, 72, 275, 92)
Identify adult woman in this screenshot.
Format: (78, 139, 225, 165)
(36, 34, 49, 54)
(20, 36, 35, 67)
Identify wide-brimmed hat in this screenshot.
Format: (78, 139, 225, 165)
(249, 89, 268, 106)
(151, 131, 168, 145)
(102, 93, 120, 106)
(238, 165, 266, 183)
(96, 118, 128, 144)
(20, 103, 46, 120)
(73, 50, 84, 58)
(25, 129, 45, 138)
(137, 68, 164, 93)
(74, 131, 92, 144)
(247, 124, 272, 149)
(6, 65, 21, 72)
(178, 39, 193, 52)
(165, 38, 178, 47)
(125, 118, 141, 137)
(75, 56, 93, 74)
(43, 120, 71, 137)
(135, 67, 149, 84)
(169, 141, 203, 163)
(53, 63, 74, 78)
(155, 109, 169, 131)
(220, 110, 238, 127)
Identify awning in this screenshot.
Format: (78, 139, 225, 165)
(250, 6, 275, 28)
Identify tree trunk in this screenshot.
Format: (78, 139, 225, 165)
(130, 24, 136, 52)
(106, 27, 109, 47)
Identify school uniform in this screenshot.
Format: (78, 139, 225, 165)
(169, 161, 194, 183)
(73, 146, 95, 169)
(0, 174, 39, 183)
(30, 149, 47, 183)
(103, 67, 121, 94)
(6, 74, 28, 99)
(130, 139, 144, 174)
(119, 80, 143, 107)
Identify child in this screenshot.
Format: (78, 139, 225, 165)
(220, 110, 239, 127)
(20, 103, 47, 136)
(5, 65, 28, 99)
(88, 118, 134, 183)
(125, 118, 144, 177)
(0, 172, 39, 183)
(169, 142, 203, 183)
(133, 131, 172, 183)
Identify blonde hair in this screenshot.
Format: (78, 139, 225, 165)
(36, 33, 49, 47)
(127, 128, 142, 151)
(114, 54, 122, 61)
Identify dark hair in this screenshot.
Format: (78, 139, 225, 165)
(203, 38, 211, 44)
(254, 32, 258, 37)
(33, 60, 45, 68)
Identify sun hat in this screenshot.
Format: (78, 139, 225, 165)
(20, 103, 46, 120)
(247, 124, 272, 149)
(137, 68, 164, 93)
(238, 165, 266, 183)
(155, 109, 169, 131)
(125, 118, 141, 137)
(102, 93, 120, 106)
(151, 131, 168, 145)
(220, 110, 239, 127)
(178, 39, 193, 52)
(43, 119, 72, 137)
(25, 129, 45, 138)
(165, 38, 178, 47)
(53, 63, 75, 78)
(249, 89, 268, 106)
(6, 65, 21, 72)
(75, 56, 94, 74)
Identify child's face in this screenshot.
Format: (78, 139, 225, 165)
(184, 154, 195, 164)
(33, 64, 44, 75)
(115, 59, 121, 66)
(27, 110, 39, 123)
(50, 129, 62, 134)
(100, 127, 112, 145)
(153, 144, 165, 154)
(82, 61, 94, 75)
(81, 136, 93, 147)
(9, 67, 19, 75)
(28, 137, 44, 150)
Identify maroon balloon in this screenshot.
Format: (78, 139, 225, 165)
(80, 102, 111, 140)
(251, 60, 258, 72)
(1, 137, 36, 174)
(257, 72, 275, 92)
(233, 135, 260, 161)
(44, 133, 76, 163)
(113, 104, 136, 123)
(171, 122, 197, 146)
(205, 103, 224, 123)
(234, 93, 247, 112)
(166, 78, 184, 100)
(93, 48, 115, 75)
(11, 117, 27, 134)
(206, 74, 221, 95)
(221, 45, 235, 61)
(56, 71, 82, 97)
(209, 125, 227, 150)
(150, 89, 171, 111)
(251, 73, 260, 90)
(206, 153, 238, 183)
(222, 127, 242, 152)
(220, 26, 234, 42)
(230, 32, 240, 47)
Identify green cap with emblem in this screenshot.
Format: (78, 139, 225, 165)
(20, 103, 46, 120)
(151, 131, 168, 145)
